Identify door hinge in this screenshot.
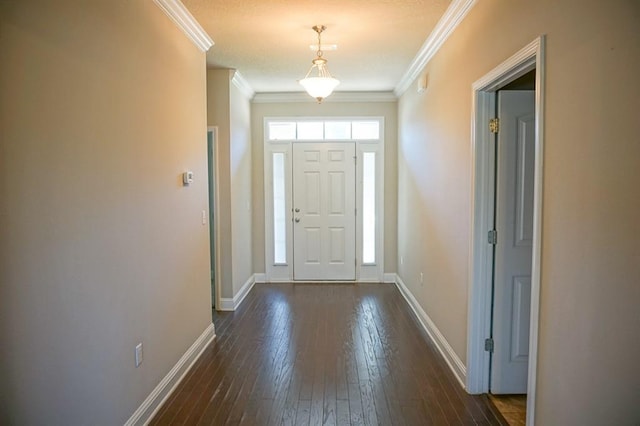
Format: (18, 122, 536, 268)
(489, 118, 499, 134)
(485, 338, 494, 353)
(354, 155, 357, 165)
(488, 229, 497, 245)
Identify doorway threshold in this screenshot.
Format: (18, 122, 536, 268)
(488, 394, 526, 426)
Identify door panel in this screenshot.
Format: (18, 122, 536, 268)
(491, 90, 535, 394)
(305, 172, 321, 214)
(329, 171, 345, 213)
(515, 121, 535, 246)
(329, 227, 345, 262)
(511, 276, 531, 361)
(293, 142, 356, 280)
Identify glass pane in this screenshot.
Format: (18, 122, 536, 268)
(362, 152, 376, 264)
(273, 153, 286, 264)
(324, 121, 351, 139)
(352, 121, 380, 140)
(269, 122, 296, 140)
(297, 121, 324, 140)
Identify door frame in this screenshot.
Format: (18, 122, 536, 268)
(263, 117, 385, 283)
(466, 36, 545, 426)
(207, 126, 222, 311)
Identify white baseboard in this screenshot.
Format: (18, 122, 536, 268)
(393, 274, 467, 389)
(125, 323, 215, 426)
(383, 273, 397, 283)
(255, 275, 397, 284)
(218, 275, 256, 311)
(218, 297, 234, 311)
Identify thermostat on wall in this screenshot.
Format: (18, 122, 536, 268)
(183, 171, 194, 185)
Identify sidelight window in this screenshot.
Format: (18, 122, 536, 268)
(272, 153, 286, 264)
(362, 152, 376, 264)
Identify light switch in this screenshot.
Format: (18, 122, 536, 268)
(182, 171, 194, 186)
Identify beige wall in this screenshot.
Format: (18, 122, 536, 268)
(229, 80, 253, 294)
(250, 101, 398, 276)
(207, 70, 233, 298)
(207, 70, 253, 298)
(0, 1, 212, 424)
(397, 0, 640, 424)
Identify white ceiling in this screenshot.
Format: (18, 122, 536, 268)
(182, 0, 452, 94)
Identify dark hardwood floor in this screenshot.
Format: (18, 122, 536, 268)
(150, 283, 506, 425)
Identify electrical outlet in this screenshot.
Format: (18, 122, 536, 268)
(420, 272, 424, 286)
(135, 343, 143, 367)
(400, 256, 404, 265)
(202, 210, 207, 225)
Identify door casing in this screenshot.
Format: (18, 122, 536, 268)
(466, 36, 545, 426)
(263, 117, 385, 283)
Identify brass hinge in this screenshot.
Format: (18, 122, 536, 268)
(489, 118, 499, 134)
(488, 229, 497, 245)
(485, 338, 494, 353)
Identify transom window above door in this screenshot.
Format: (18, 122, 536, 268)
(268, 120, 380, 141)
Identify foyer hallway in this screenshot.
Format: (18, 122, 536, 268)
(151, 283, 506, 425)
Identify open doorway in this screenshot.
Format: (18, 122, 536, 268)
(207, 127, 221, 311)
(488, 75, 535, 425)
(467, 37, 545, 426)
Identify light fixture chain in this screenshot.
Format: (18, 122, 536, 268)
(316, 26, 323, 57)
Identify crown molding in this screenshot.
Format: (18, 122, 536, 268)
(394, 0, 477, 96)
(252, 91, 397, 104)
(231, 71, 256, 100)
(153, 0, 214, 52)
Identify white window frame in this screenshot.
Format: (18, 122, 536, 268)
(263, 117, 385, 282)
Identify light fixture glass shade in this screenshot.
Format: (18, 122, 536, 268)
(299, 76, 340, 101)
(299, 26, 339, 103)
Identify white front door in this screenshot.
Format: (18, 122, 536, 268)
(292, 142, 356, 280)
(491, 90, 535, 394)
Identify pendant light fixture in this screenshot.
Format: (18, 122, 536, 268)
(299, 25, 340, 103)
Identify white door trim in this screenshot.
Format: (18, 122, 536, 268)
(263, 117, 385, 283)
(466, 36, 545, 426)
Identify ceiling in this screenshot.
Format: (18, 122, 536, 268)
(182, 0, 452, 94)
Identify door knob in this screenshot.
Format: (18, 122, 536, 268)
(295, 218, 300, 223)
(295, 208, 300, 212)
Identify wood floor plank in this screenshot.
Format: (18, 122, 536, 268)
(294, 399, 311, 426)
(347, 382, 364, 425)
(335, 399, 350, 426)
(150, 283, 503, 426)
